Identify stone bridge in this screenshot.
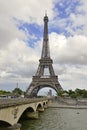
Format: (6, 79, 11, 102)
(0, 98, 50, 130)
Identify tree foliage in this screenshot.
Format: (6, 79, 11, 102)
(0, 90, 11, 95)
(12, 88, 23, 95)
(57, 88, 87, 98)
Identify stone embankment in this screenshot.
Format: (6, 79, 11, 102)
(49, 97, 87, 109)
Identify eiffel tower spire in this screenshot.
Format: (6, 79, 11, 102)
(35, 14, 55, 77)
(25, 14, 63, 97)
(41, 13, 50, 58)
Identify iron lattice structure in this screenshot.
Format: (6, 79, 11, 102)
(25, 14, 63, 97)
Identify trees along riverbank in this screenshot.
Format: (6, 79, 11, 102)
(0, 87, 24, 98)
(57, 88, 87, 98)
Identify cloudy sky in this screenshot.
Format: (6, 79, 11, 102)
(0, 0, 87, 94)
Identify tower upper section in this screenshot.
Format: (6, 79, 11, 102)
(41, 14, 50, 58)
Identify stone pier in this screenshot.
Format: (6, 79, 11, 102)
(26, 111, 38, 119)
(44, 104, 48, 109)
(38, 107, 44, 112)
(8, 123, 21, 130)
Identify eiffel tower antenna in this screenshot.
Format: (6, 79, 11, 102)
(45, 10, 47, 16)
(25, 14, 63, 97)
(41, 11, 49, 58)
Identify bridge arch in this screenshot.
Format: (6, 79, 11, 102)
(36, 103, 43, 110)
(0, 104, 36, 126)
(43, 101, 48, 106)
(18, 106, 35, 120)
(43, 102, 46, 106)
(0, 120, 11, 127)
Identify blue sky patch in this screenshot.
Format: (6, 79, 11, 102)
(49, 0, 84, 36)
(13, 0, 85, 47)
(18, 23, 43, 47)
(54, 0, 81, 18)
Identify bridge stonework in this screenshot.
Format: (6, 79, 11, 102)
(0, 98, 49, 130)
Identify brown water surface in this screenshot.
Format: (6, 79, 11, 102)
(20, 108, 87, 130)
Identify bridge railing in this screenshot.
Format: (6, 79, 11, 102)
(0, 98, 48, 108)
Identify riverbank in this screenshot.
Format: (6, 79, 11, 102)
(49, 102, 87, 109)
(49, 97, 87, 109)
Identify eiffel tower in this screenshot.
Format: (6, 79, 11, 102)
(25, 14, 63, 97)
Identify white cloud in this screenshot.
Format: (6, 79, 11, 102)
(69, 0, 87, 35)
(0, 0, 87, 92)
(50, 0, 87, 35)
(59, 65, 87, 90)
(49, 32, 87, 64)
(0, 0, 55, 24)
(0, 0, 56, 48)
(49, 32, 87, 90)
(0, 39, 39, 87)
(0, 0, 56, 91)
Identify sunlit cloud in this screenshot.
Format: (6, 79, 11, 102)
(0, 0, 87, 93)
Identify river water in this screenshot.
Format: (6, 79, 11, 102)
(20, 108, 87, 130)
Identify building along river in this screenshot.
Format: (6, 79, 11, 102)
(20, 107, 87, 130)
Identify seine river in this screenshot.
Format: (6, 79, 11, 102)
(20, 108, 87, 130)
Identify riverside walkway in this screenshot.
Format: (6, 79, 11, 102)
(49, 97, 87, 109)
(49, 102, 87, 109)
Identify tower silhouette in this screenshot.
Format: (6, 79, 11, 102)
(25, 14, 63, 97)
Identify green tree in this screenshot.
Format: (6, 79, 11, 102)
(68, 89, 75, 96)
(0, 90, 11, 95)
(57, 90, 68, 97)
(75, 88, 83, 97)
(12, 88, 23, 95)
(82, 89, 87, 98)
